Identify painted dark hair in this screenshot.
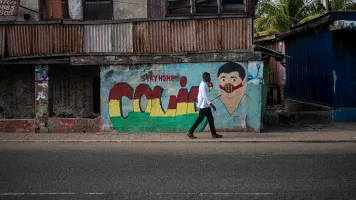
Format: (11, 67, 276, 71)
(202, 72, 210, 80)
(217, 62, 246, 80)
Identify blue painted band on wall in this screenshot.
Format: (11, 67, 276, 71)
(332, 109, 356, 122)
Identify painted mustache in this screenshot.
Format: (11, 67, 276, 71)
(219, 83, 243, 93)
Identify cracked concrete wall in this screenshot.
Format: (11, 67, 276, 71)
(114, 0, 147, 20)
(101, 61, 263, 133)
(50, 65, 100, 118)
(0, 65, 35, 119)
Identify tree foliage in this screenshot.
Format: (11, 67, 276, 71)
(254, 0, 356, 37)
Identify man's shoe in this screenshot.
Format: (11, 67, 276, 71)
(187, 132, 197, 139)
(212, 134, 223, 138)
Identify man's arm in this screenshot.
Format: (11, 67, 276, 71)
(201, 83, 216, 111)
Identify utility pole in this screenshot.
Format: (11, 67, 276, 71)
(325, 0, 330, 12)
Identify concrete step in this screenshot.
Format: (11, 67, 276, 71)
(278, 111, 331, 124)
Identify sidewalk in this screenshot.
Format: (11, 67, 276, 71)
(0, 131, 355, 143)
(0, 123, 355, 143)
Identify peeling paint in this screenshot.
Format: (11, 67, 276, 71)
(0, 119, 36, 133)
(68, 0, 83, 20)
(246, 61, 264, 131)
(113, 0, 147, 20)
(35, 66, 49, 131)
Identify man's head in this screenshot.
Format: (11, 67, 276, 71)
(217, 62, 246, 98)
(202, 72, 211, 82)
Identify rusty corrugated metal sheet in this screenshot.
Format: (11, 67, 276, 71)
(6, 25, 83, 57)
(260, 41, 285, 86)
(133, 18, 251, 53)
(112, 23, 133, 52)
(84, 25, 112, 53)
(0, 26, 5, 58)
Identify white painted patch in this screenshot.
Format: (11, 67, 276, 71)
(333, 70, 337, 94)
(68, 0, 83, 20)
(36, 91, 46, 100)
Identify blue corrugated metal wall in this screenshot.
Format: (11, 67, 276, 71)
(285, 24, 335, 106)
(333, 31, 356, 107)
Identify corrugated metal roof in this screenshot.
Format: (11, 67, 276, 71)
(112, 23, 133, 52)
(279, 12, 356, 40)
(6, 24, 83, 57)
(133, 18, 252, 53)
(1, 17, 253, 58)
(84, 23, 134, 53)
(84, 25, 112, 53)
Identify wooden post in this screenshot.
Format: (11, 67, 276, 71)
(163, 0, 168, 16)
(217, 0, 222, 14)
(325, 0, 330, 12)
(190, 0, 196, 14)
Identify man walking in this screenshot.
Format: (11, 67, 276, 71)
(187, 72, 223, 139)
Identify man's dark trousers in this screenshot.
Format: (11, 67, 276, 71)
(188, 107, 217, 135)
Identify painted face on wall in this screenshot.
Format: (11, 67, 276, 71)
(218, 71, 243, 98)
(217, 62, 246, 115)
(217, 63, 246, 99)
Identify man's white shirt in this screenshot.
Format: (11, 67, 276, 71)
(197, 81, 211, 109)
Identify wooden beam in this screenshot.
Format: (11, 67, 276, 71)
(163, 0, 168, 16)
(70, 51, 262, 65)
(0, 58, 70, 65)
(191, 0, 196, 14)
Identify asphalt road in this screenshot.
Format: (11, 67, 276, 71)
(0, 142, 355, 200)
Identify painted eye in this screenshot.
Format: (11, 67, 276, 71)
(232, 78, 236, 82)
(222, 79, 225, 82)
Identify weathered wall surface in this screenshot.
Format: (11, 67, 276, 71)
(68, 0, 83, 20)
(101, 61, 263, 133)
(0, 0, 39, 21)
(114, 0, 147, 20)
(0, 65, 35, 119)
(50, 65, 100, 118)
(0, 119, 35, 133)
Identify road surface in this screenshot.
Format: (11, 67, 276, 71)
(0, 142, 355, 199)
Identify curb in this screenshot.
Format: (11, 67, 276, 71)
(1, 140, 356, 143)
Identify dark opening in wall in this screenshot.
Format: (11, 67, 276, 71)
(83, 0, 113, 20)
(166, 0, 247, 15)
(93, 78, 100, 114)
(222, 0, 245, 13)
(49, 65, 100, 118)
(0, 65, 35, 119)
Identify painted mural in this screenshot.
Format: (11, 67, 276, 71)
(101, 62, 263, 133)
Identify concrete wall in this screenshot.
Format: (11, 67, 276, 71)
(0, 65, 35, 119)
(100, 61, 264, 133)
(0, 0, 39, 21)
(50, 65, 100, 118)
(114, 0, 147, 20)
